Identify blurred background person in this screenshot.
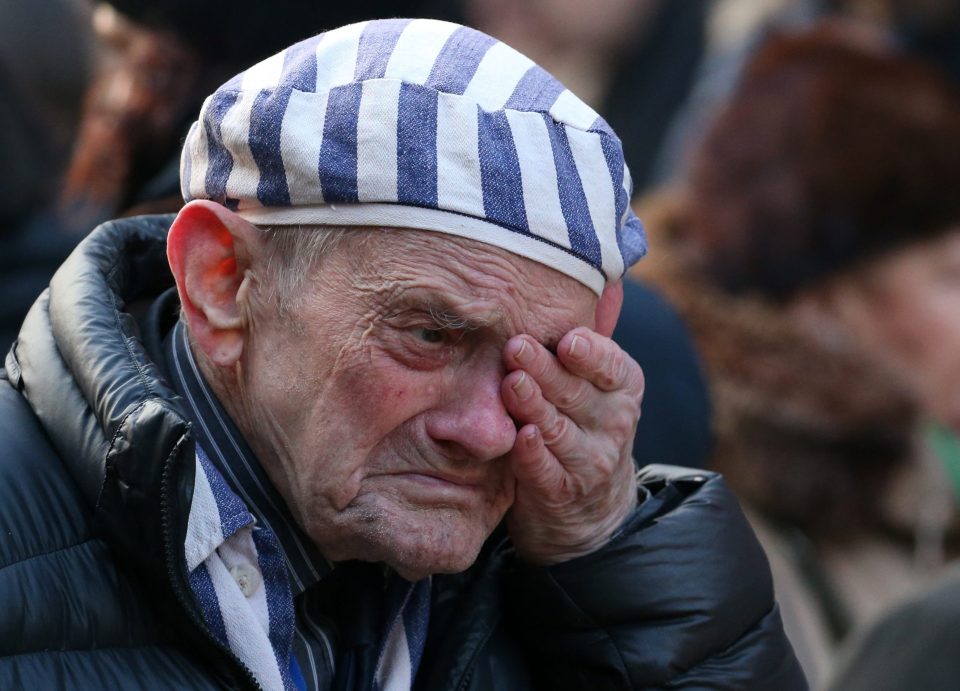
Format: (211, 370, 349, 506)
(827, 558, 960, 689)
(425, 0, 822, 195)
(612, 279, 713, 468)
(60, 0, 439, 229)
(651, 0, 960, 198)
(0, 0, 434, 354)
(633, 22, 960, 688)
(426, 0, 716, 194)
(0, 0, 96, 355)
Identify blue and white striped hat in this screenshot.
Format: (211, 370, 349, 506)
(181, 18, 646, 294)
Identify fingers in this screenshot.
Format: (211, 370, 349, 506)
(509, 424, 565, 496)
(556, 328, 645, 398)
(502, 330, 644, 422)
(500, 327, 644, 566)
(501, 369, 582, 461)
(502, 336, 599, 423)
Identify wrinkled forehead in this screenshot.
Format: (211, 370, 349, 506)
(344, 228, 598, 341)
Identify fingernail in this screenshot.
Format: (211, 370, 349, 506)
(524, 427, 539, 448)
(514, 338, 531, 364)
(569, 334, 589, 360)
(511, 372, 533, 400)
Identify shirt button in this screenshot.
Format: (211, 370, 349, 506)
(230, 564, 262, 597)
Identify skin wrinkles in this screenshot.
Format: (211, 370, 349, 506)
(171, 200, 639, 579)
(354, 231, 588, 346)
(204, 228, 600, 579)
(215, 258, 361, 505)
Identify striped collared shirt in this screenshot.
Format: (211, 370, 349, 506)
(165, 319, 338, 690)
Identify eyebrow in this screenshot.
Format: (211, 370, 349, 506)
(427, 305, 481, 331)
(425, 301, 503, 336)
(387, 290, 500, 331)
(388, 289, 564, 350)
(429, 303, 563, 351)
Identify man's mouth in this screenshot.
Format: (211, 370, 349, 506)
(382, 471, 488, 504)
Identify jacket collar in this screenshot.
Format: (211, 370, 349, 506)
(11, 214, 193, 578)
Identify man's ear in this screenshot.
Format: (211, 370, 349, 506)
(167, 200, 265, 366)
(595, 280, 624, 338)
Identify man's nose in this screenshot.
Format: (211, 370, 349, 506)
(424, 364, 517, 462)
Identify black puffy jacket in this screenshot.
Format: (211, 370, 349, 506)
(0, 215, 806, 690)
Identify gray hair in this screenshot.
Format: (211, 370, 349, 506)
(258, 224, 357, 311)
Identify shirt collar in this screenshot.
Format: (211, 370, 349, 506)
(165, 319, 331, 594)
(184, 443, 256, 571)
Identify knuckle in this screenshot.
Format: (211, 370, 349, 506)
(552, 475, 579, 502)
(612, 406, 639, 438)
(625, 386, 644, 416)
(565, 477, 590, 500)
(554, 382, 590, 410)
(594, 455, 617, 480)
(603, 342, 630, 379)
(540, 414, 571, 445)
(529, 460, 560, 490)
(530, 343, 557, 379)
(596, 349, 622, 389)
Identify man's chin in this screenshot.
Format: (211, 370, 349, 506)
(377, 516, 489, 579)
(385, 540, 483, 581)
(390, 561, 446, 582)
(320, 503, 495, 578)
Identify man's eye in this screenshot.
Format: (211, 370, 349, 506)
(416, 327, 445, 344)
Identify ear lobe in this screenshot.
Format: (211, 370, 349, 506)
(595, 280, 624, 337)
(167, 200, 263, 366)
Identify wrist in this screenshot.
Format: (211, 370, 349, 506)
(514, 477, 640, 565)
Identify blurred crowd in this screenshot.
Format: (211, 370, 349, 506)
(5, 0, 960, 688)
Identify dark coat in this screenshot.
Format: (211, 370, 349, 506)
(827, 564, 960, 691)
(0, 215, 806, 690)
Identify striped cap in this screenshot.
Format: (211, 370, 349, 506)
(181, 18, 646, 294)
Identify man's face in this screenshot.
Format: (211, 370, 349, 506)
(240, 229, 598, 579)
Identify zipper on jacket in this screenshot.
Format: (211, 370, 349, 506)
(452, 535, 515, 691)
(161, 435, 264, 691)
(454, 618, 498, 691)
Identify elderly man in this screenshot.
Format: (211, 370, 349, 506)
(0, 18, 803, 691)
